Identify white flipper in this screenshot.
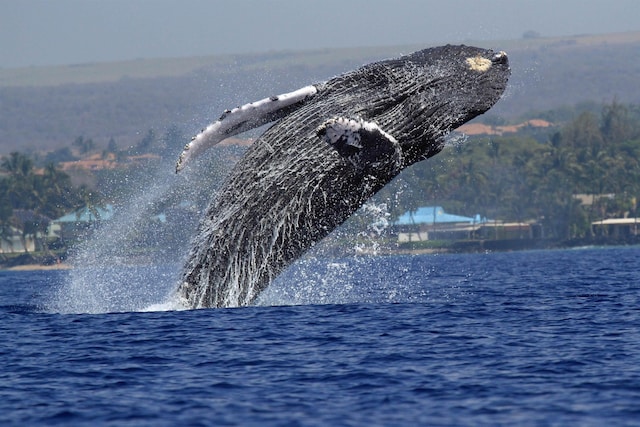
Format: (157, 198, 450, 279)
(317, 117, 403, 175)
(176, 85, 318, 172)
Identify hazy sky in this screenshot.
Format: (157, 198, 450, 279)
(2, 0, 639, 68)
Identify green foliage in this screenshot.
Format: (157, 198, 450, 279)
(133, 129, 156, 155)
(44, 147, 78, 164)
(2, 34, 640, 155)
(375, 101, 640, 241)
(2, 95, 640, 254)
(0, 152, 87, 221)
(0, 151, 101, 253)
(72, 136, 95, 154)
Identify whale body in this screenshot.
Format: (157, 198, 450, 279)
(176, 45, 510, 308)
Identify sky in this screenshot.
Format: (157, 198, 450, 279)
(1, 0, 639, 68)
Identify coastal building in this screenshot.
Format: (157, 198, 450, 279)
(592, 217, 640, 238)
(394, 206, 537, 242)
(393, 206, 487, 241)
(50, 204, 115, 242)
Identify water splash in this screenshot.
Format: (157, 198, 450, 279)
(255, 253, 439, 307)
(444, 131, 469, 149)
(354, 202, 391, 256)
(48, 178, 178, 313)
(46, 150, 236, 314)
(256, 201, 399, 307)
(44, 140, 400, 313)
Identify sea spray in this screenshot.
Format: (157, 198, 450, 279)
(45, 138, 404, 312)
(46, 146, 241, 314)
(256, 201, 400, 306)
(50, 178, 185, 313)
(354, 202, 392, 256)
(256, 252, 437, 307)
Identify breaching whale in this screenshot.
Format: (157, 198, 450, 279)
(176, 45, 510, 308)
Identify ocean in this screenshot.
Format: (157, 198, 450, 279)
(1, 246, 639, 426)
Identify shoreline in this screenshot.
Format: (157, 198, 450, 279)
(1, 238, 638, 271)
(3, 263, 73, 271)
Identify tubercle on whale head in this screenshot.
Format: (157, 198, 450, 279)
(466, 50, 508, 72)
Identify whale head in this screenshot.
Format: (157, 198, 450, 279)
(349, 45, 510, 166)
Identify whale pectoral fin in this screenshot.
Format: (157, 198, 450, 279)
(176, 85, 319, 173)
(317, 117, 403, 176)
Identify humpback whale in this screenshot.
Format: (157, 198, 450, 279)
(176, 45, 510, 308)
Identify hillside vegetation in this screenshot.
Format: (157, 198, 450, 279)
(1, 32, 640, 154)
(374, 100, 640, 241)
(0, 100, 639, 255)
(1, 32, 640, 257)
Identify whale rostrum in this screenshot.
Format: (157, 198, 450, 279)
(176, 45, 510, 308)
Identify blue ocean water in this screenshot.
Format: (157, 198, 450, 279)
(1, 247, 640, 426)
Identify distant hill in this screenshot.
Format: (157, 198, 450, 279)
(1, 31, 639, 155)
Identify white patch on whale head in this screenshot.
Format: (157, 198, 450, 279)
(466, 55, 492, 72)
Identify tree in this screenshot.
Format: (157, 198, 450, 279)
(39, 163, 79, 219)
(601, 99, 634, 144)
(0, 152, 88, 253)
(2, 152, 33, 178)
(0, 180, 14, 252)
(73, 136, 95, 154)
(107, 137, 118, 153)
(44, 147, 77, 164)
(160, 125, 184, 159)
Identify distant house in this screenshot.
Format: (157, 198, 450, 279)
(592, 217, 640, 237)
(476, 221, 539, 240)
(50, 204, 115, 242)
(393, 206, 537, 241)
(393, 206, 487, 241)
(573, 193, 615, 206)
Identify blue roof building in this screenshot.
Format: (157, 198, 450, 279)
(54, 204, 115, 223)
(394, 206, 487, 242)
(395, 206, 485, 226)
(50, 204, 115, 242)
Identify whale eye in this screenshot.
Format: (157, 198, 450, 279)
(465, 55, 492, 72)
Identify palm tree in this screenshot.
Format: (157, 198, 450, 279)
(39, 163, 78, 219)
(1, 152, 33, 178)
(0, 184, 13, 253)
